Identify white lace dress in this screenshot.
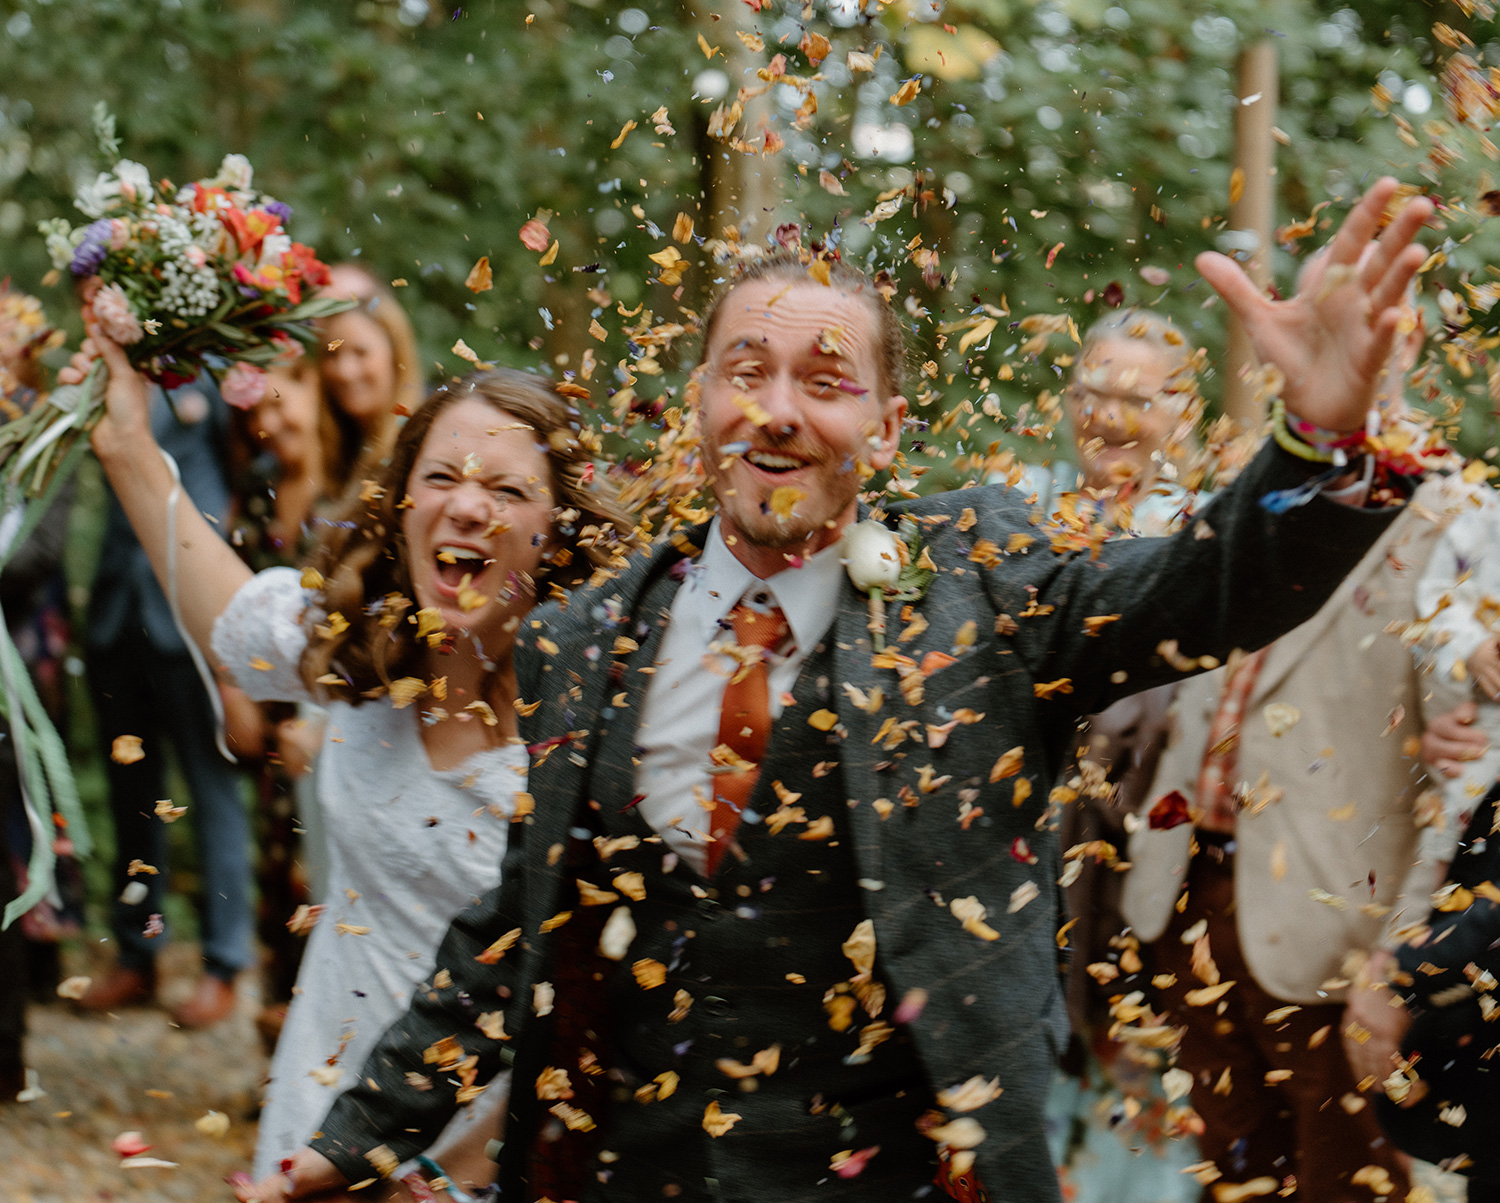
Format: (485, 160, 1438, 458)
(215, 569, 523, 1180)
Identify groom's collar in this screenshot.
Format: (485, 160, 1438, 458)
(680, 518, 847, 654)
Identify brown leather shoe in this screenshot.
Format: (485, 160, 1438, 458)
(74, 965, 156, 1013)
(171, 974, 237, 1029)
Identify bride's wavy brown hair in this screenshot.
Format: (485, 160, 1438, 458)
(298, 368, 637, 701)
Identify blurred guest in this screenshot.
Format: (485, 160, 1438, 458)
(1023, 307, 1212, 538)
(227, 349, 339, 1050)
(318, 262, 421, 494)
(75, 359, 251, 1029)
(230, 350, 335, 572)
(1120, 304, 1452, 1201)
(1375, 779, 1500, 1199)
(1413, 482, 1500, 840)
(0, 284, 71, 1101)
(1040, 310, 1212, 1201)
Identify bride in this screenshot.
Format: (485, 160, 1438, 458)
(65, 320, 635, 1191)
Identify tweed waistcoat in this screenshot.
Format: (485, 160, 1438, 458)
(580, 638, 939, 1202)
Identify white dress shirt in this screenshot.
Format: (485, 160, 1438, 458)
(632, 519, 846, 876)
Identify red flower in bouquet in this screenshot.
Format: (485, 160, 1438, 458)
(223, 206, 282, 257)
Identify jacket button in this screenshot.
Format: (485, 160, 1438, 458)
(701, 995, 732, 1017)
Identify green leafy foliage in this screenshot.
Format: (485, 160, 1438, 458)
(1, 0, 1496, 479)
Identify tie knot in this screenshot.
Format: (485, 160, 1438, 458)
(731, 600, 790, 653)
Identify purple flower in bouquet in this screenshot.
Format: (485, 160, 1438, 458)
(69, 219, 112, 278)
(263, 200, 292, 224)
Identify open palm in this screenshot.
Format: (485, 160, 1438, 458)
(1197, 176, 1433, 433)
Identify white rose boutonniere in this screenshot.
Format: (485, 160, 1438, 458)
(842, 517, 936, 650)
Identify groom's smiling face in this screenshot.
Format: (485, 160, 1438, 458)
(698, 278, 905, 572)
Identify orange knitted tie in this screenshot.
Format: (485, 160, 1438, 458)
(704, 601, 790, 875)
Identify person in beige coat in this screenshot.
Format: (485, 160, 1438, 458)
(1120, 470, 1461, 1201)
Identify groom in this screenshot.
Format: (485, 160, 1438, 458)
(253, 178, 1432, 1202)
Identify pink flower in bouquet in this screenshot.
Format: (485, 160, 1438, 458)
(108, 219, 130, 250)
(221, 361, 266, 411)
(92, 284, 144, 346)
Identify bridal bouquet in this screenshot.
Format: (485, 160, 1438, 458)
(1, 112, 349, 925)
(7, 106, 349, 498)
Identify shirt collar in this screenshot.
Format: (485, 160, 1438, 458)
(684, 518, 847, 653)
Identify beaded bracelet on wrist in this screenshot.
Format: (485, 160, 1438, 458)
(1269, 397, 1366, 465)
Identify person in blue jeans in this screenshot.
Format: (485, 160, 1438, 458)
(77, 375, 253, 1029)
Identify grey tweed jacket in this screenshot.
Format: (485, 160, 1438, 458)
(311, 441, 1402, 1201)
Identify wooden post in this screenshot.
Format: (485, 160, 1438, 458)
(1222, 40, 1278, 427)
(693, 4, 779, 244)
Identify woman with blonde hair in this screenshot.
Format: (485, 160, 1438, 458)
(63, 314, 636, 1192)
(318, 262, 422, 495)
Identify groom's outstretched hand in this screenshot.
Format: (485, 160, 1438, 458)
(1197, 175, 1433, 434)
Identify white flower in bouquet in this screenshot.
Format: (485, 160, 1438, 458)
(91, 284, 145, 346)
(38, 219, 78, 271)
(75, 172, 119, 219)
(112, 160, 153, 205)
(213, 153, 254, 191)
(258, 232, 292, 267)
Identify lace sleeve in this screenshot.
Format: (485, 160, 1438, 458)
(211, 567, 319, 704)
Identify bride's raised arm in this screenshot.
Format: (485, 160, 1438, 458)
(63, 316, 252, 659)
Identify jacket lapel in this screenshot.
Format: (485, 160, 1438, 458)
(584, 563, 689, 811)
(517, 527, 703, 938)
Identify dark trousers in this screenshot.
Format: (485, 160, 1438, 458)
(88, 644, 253, 978)
(1156, 844, 1409, 1203)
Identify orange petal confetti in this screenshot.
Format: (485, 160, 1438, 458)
(111, 735, 145, 765)
(769, 485, 805, 518)
(891, 77, 922, 106)
(632, 958, 667, 989)
(800, 30, 831, 65)
(703, 1099, 743, 1137)
(989, 746, 1024, 782)
(464, 256, 493, 293)
(937, 1076, 1003, 1112)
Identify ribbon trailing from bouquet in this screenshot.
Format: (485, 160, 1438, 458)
(0, 438, 96, 929)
